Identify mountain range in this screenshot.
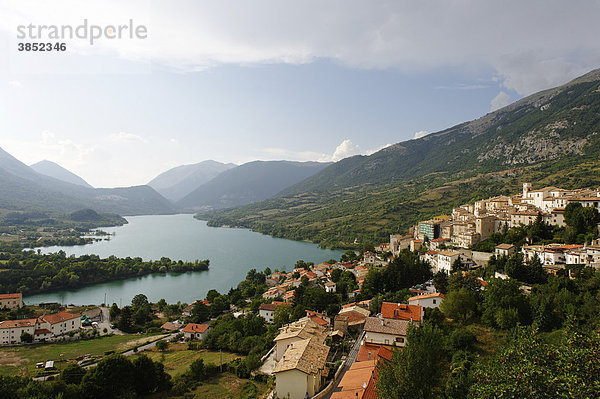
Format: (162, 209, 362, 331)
(206, 68, 600, 248)
(177, 161, 331, 210)
(31, 160, 93, 188)
(0, 151, 331, 219)
(147, 160, 236, 202)
(0, 148, 174, 216)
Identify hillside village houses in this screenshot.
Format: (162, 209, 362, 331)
(0, 292, 23, 310)
(0, 310, 81, 345)
(411, 183, 600, 250)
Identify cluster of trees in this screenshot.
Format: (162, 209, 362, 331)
(0, 250, 209, 295)
(0, 354, 171, 399)
(361, 250, 432, 298)
(487, 252, 546, 284)
(110, 294, 155, 333)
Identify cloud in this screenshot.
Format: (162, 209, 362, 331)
(1, 1, 599, 95)
(332, 139, 361, 161)
(413, 130, 429, 139)
(107, 132, 147, 143)
(490, 91, 511, 112)
(259, 139, 388, 163)
(8, 80, 22, 88)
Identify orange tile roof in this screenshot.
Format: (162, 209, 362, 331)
(0, 293, 21, 300)
(34, 328, 52, 335)
(181, 323, 210, 333)
(407, 292, 446, 302)
(356, 343, 394, 362)
(309, 315, 329, 326)
(380, 302, 422, 322)
(330, 360, 377, 399)
(41, 311, 81, 325)
(0, 318, 37, 329)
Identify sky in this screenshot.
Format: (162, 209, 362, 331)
(0, 0, 599, 188)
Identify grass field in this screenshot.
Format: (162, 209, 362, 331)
(191, 372, 267, 399)
(0, 333, 162, 377)
(138, 343, 243, 376)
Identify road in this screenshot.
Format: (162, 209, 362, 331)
(97, 307, 124, 335)
(321, 330, 365, 399)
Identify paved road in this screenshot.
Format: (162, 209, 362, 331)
(97, 307, 124, 335)
(321, 330, 365, 399)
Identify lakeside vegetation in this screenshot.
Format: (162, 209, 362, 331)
(0, 208, 127, 250)
(0, 250, 209, 296)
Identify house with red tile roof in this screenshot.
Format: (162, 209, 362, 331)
(181, 323, 211, 340)
(0, 310, 82, 345)
(0, 293, 22, 310)
(380, 302, 423, 322)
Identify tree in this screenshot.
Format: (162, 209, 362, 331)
(131, 293, 149, 309)
(481, 278, 531, 329)
(60, 363, 86, 385)
(377, 322, 445, 399)
(470, 324, 600, 398)
(109, 303, 120, 321)
(20, 331, 33, 343)
(156, 340, 168, 351)
(190, 301, 210, 323)
(433, 271, 448, 294)
(440, 287, 478, 323)
(157, 298, 167, 311)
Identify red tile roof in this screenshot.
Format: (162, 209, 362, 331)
(0, 293, 21, 300)
(380, 302, 422, 322)
(356, 343, 394, 362)
(34, 328, 52, 335)
(309, 315, 329, 326)
(407, 292, 446, 302)
(41, 311, 81, 325)
(0, 318, 37, 329)
(181, 323, 210, 334)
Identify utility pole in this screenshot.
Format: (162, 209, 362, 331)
(220, 349, 222, 372)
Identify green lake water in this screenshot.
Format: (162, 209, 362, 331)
(26, 214, 343, 306)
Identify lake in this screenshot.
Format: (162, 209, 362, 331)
(25, 214, 344, 306)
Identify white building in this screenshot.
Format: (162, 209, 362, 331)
(324, 281, 336, 293)
(0, 293, 22, 310)
(363, 317, 410, 347)
(273, 337, 330, 399)
(181, 323, 210, 340)
(437, 250, 461, 273)
(407, 292, 446, 309)
(0, 311, 81, 345)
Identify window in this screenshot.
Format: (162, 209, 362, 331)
(433, 299, 436, 304)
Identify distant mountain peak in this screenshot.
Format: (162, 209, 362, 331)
(30, 160, 93, 188)
(148, 160, 237, 202)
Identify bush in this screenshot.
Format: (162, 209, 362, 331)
(448, 328, 477, 351)
(156, 340, 168, 351)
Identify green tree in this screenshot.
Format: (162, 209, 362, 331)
(470, 324, 600, 398)
(440, 287, 478, 323)
(19, 331, 33, 343)
(481, 278, 531, 329)
(156, 340, 168, 351)
(60, 363, 86, 385)
(377, 322, 445, 399)
(131, 293, 149, 309)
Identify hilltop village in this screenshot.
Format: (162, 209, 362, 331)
(1, 182, 600, 398)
